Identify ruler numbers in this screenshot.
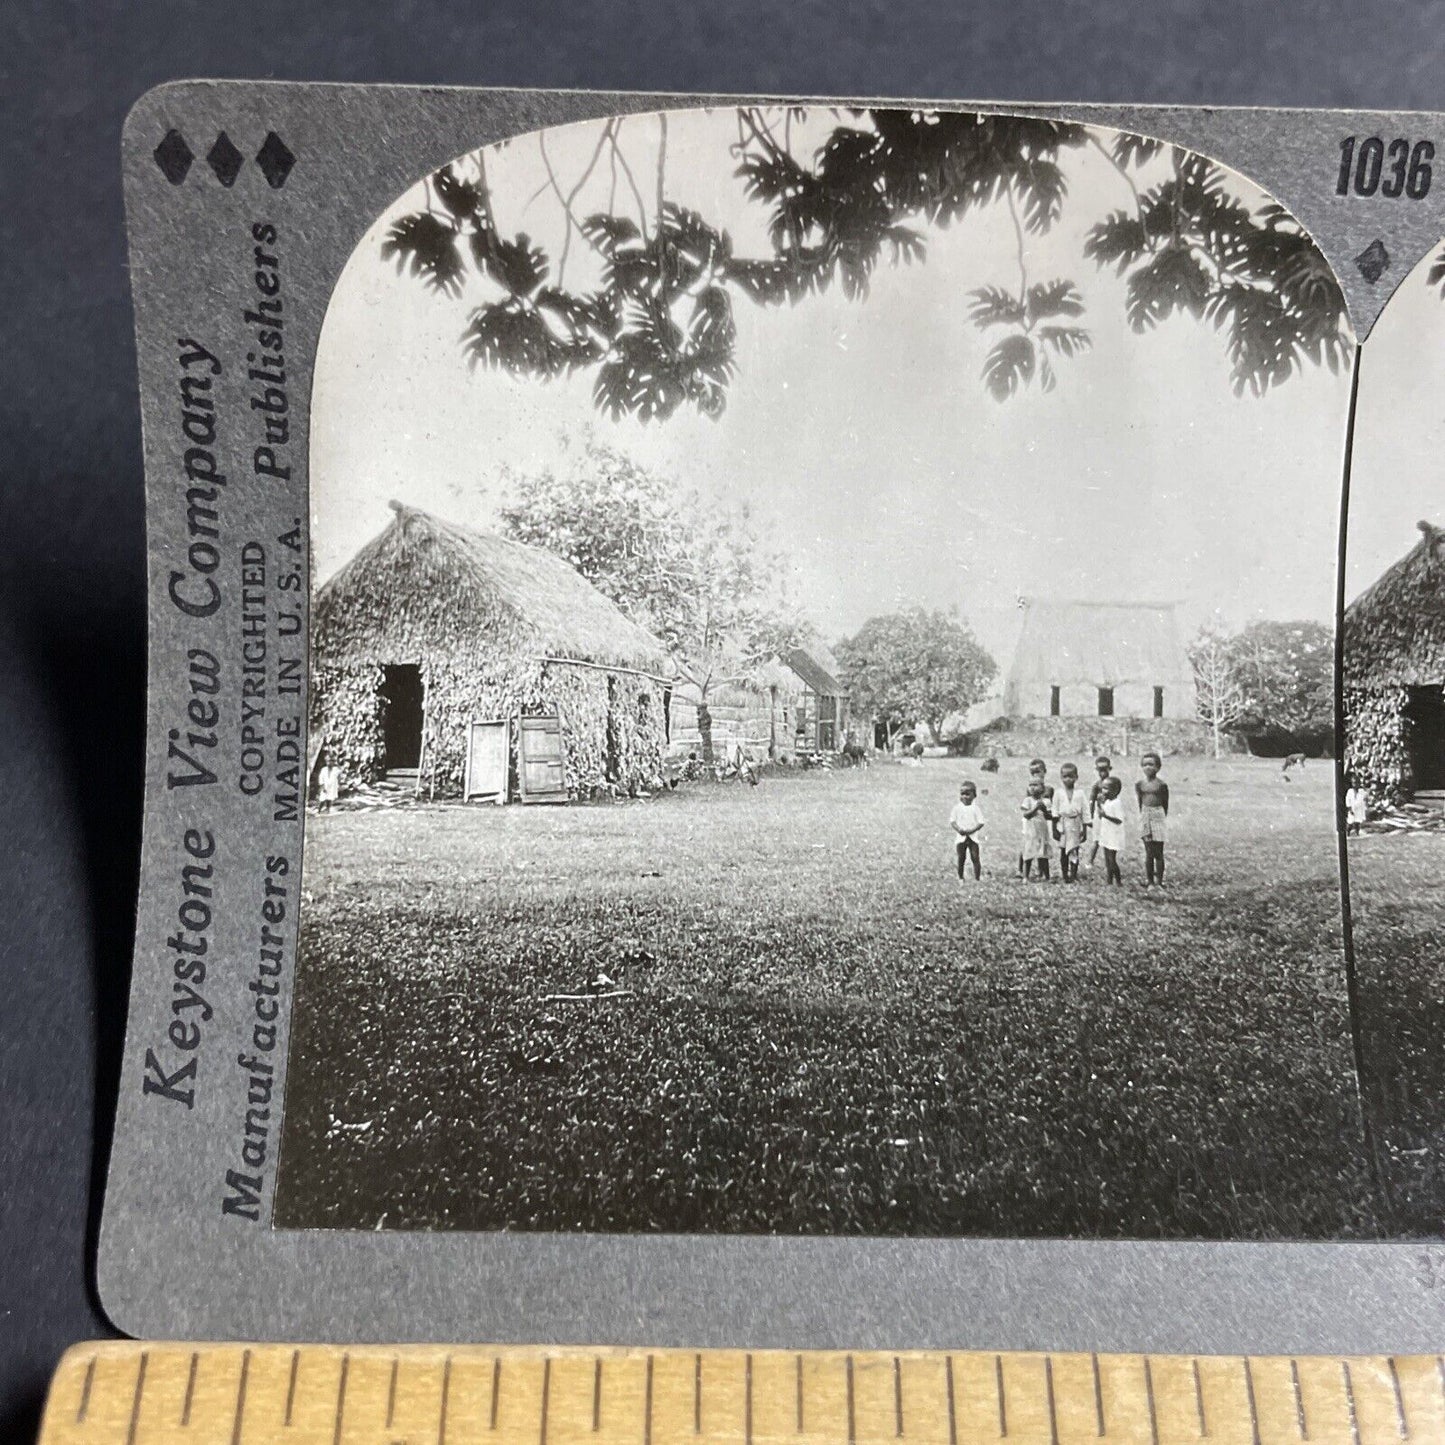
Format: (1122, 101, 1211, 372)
(1337, 136, 1434, 199)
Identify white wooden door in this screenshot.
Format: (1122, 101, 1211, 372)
(463, 719, 508, 802)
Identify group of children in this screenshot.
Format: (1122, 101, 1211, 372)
(948, 753, 1172, 887)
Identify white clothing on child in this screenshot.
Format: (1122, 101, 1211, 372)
(949, 800, 986, 838)
(1095, 797, 1127, 852)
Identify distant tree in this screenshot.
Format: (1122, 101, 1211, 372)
(1189, 627, 1247, 759)
(837, 609, 996, 750)
(1229, 619, 1334, 754)
(499, 441, 801, 761)
(383, 108, 1350, 422)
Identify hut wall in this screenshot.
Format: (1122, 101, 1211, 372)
(1011, 680, 1193, 718)
(541, 662, 666, 796)
(310, 658, 387, 787)
(1343, 684, 1410, 802)
(311, 646, 666, 799)
(666, 681, 801, 762)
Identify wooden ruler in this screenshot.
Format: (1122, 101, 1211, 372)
(36, 1342, 1445, 1444)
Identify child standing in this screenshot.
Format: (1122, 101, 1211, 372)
(949, 781, 986, 879)
(1345, 775, 1369, 835)
(317, 751, 341, 813)
(1019, 778, 1052, 881)
(1087, 754, 1112, 867)
(1095, 775, 1127, 884)
(1136, 750, 1170, 886)
(1052, 762, 1088, 881)
(1018, 758, 1056, 878)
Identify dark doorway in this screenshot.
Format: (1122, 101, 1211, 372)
(1097, 686, 1114, 717)
(1153, 686, 1165, 719)
(1405, 685, 1445, 791)
(1050, 685, 1061, 717)
(380, 664, 423, 772)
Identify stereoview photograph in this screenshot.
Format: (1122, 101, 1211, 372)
(1343, 245, 1445, 1237)
(273, 105, 1378, 1239)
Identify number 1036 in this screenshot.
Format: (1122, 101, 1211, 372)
(1337, 136, 1434, 198)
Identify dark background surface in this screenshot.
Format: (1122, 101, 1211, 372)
(4, 1, 1445, 1437)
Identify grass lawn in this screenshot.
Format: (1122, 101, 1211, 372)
(274, 755, 1379, 1239)
(1347, 830, 1445, 1234)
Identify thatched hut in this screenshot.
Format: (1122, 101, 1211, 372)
(666, 657, 804, 763)
(1004, 598, 1197, 720)
(312, 503, 674, 801)
(1343, 520, 1445, 805)
(787, 643, 850, 751)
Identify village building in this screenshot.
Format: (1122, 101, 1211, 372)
(665, 643, 851, 762)
(1003, 597, 1198, 720)
(953, 597, 1208, 756)
(1343, 520, 1445, 806)
(311, 503, 673, 802)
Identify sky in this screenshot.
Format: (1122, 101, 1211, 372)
(310, 106, 1359, 662)
(1347, 247, 1445, 601)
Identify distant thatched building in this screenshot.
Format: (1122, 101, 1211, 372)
(312, 503, 673, 801)
(664, 643, 850, 762)
(1344, 520, 1445, 804)
(1003, 598, 1197, 721)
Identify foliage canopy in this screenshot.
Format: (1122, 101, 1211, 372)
(382, 107, 1352, 421)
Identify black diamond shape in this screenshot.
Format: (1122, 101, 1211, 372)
(255, 132, 295, 189)
(1354, 238, 1390, 284)
(207, 132, 244, 187)
(153, 129, 193, 184)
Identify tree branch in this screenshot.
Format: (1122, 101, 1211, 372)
(609, 119, 650, 235)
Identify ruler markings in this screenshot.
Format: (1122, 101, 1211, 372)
(1045, 1357, 1060, 1445)
(231, 1349, 251, 1445)
(39, 1343, 1445, 1445)
(945, 1356, 958, 1445)
(332, 1352, 349, 1445)
(75, 1354, 96, 1425)
(1243, 1357, 1262, 1445)
(1291, 1357, 1309, 1440)
(751, 1352, 762, 1445)
(1344, 1361, 1363, 1445)
(125, 1352, 148, 1445)
(1389, 1356, 1409, 1438)
(1143, 1356, 1160, 1445)
(995, 1353, 1008, 1438)
(182, 1350, 199, 1427)
(441, 1354, 456, 1445)
(286, 1349, 301, 1427)
(846, 1353, 857, 1445)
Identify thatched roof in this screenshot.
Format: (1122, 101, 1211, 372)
(315, 503, 673, 677)
(787, 643, 846, 697)
(1344, 520, 1445, 686)
(1006, 598, 1193, 689)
